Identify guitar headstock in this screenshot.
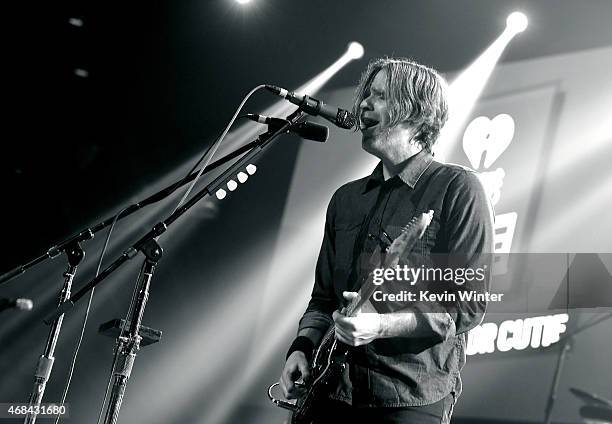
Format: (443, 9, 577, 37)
(384, 210, 434, 268)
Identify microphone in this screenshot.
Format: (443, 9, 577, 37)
(246, 114, 329, 143)
(264, 85, 356, 130)
(0, 297, 34, 312)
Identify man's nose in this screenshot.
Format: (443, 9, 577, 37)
(359, 96, 373, 112)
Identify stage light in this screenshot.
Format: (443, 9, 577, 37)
(68, 17, 83, 27)
(235, 0, 251, 4)
(436, 18, 524, 160)
(347, 41, 365, 60)
(227, 180, 238, 191)
(237, 171, 248, 183)
(74, 68, 89, 78)
(506, 12, 528, 34)
(246, 164, 257, 175)
(215, 188, 227, 199)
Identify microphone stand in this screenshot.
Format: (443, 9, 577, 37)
(13, 134, 266, 424)
(24, 242, 84, 424)
(11, 115, 303, 423)
(42, 109, 306, 424)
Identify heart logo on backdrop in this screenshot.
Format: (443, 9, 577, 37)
(462, 114, 515, 169)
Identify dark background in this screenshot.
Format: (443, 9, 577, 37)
(3, 0, 612, 272)
(2, 2, 612, 423)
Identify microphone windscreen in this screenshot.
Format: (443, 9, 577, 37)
(294, 122, 329, 143)
(337, 110, 357, 130)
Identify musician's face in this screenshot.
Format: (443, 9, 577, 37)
(358, 70, 419, 163)
(358, 70, 389, 144)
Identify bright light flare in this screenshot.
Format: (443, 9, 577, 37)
(435, 23, 521, 160)
(245, 164, 257, 175)
(506, 12, 528, 34)
(347, 41, 365, 60)
(215, 188, 227, 199)
(235, 0, 251, 4)
(68, 17, 83, 27)
(237, 171, 248, 183)
(227, 180, 238, 191)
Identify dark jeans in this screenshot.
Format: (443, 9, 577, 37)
(312, 393, 455, 424)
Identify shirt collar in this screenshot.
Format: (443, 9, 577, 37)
(363, 149, 434, 193)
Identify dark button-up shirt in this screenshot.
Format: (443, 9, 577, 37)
(298, 149, 495, 407)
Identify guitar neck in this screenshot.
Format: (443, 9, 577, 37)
(345, 273, 378, 317)
(344, 212, 431, 317)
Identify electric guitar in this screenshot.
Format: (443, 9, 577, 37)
(268, 210, 434, 424)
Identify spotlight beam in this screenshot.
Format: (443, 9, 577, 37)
(435, 15, 527, 160)
(216, 42, 364, 158)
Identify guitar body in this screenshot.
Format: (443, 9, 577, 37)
(289, 338, 348, 424)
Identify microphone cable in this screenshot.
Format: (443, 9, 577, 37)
(171, 84, 267, 213)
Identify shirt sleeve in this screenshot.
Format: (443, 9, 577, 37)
(443, 169, 495, 335)
(394, 169, 494, 344)
(297, 192, 338, 336)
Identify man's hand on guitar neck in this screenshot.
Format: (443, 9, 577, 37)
(335, 292, 459, 344)
(333, 291, 383, 347)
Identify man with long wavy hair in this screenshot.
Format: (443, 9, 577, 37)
(279, 58, 494, 423)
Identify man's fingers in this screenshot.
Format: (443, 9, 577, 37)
(334, 323, 354, 341)
(336, 330, 359, 346)
(280, 377, 290, 398)
(335, 323, 360, 346)
(333, 311, 356, 331)
(280, 354, 310, 399)
(280, 373, 292, 398)
(342, 291, 361, 314)
(342, 291, 359, 301)
(281, 373, 305, 399)
(297, 360, 311, 383)
(332, 310, 341, 322)
(280, 365, 295, 397)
